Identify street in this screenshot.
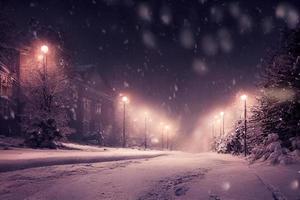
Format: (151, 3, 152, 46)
(1, 152, 299, 200)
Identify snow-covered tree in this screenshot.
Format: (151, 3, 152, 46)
(21, 22, 75, 148)
(21, 56, 74, 148)
(252, 28, 300, 150)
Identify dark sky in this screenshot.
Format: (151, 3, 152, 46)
(2, 0, 300, 132)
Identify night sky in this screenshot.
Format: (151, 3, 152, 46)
(2, 0, 300, 132)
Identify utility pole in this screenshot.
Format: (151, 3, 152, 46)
(244, 98, 247, 156)
(121, 96, 129, 148)
(241, 94, 247, 157)
(161, 125, 164, 150)
(144, 114, 147, 149)
(123, 102, 126, 147)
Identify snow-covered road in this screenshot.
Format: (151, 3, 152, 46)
(0, 151, 299, 200)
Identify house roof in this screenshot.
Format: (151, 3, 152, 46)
(73, 64, 116, 102)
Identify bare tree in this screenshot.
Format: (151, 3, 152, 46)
(21, 45, 74, 148)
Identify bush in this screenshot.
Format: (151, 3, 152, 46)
(25, 118, 62, 148)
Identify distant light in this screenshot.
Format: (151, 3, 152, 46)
(37, 54, 44, 61)
(291, 180, 299, 190)
(41, 45, 49, 54)
(121, 96, 129, 103)
(151, 138, 159, 144)
(221, 181, 231, 191)
(240, 94, 247, 101)
(220, 111, 224, 116)
(165, 125, 170, 130)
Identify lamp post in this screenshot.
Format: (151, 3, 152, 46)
(220, 112, 224, 136)
(217, 119, 221, 137)
(165, 125, 170, 150)
(160, 122, 164, 150)
(241, 94, 247, 156)
(144, 112, 149, 149)
(40, 45, 49, 80)
(211, 121, 214, 138)
(121, 96, 129, 148)
(213, 115, 218, 138)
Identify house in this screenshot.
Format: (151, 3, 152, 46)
(0, 42, 118, 145)
(69, 65, 117, 145)
(0, 45, 20, 136)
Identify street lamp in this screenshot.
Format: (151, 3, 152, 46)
(41, 45, 49, 54)
(40, 45, 49, 80)
(160, 122, 164, 150)
(144, 111, 149, 149)
(121, 96, 129, 148)
(213, 115, 218, 138)
(240, 94, 247, 156)
(220, 111, 225, 136)
(216, 119, 221, 136)
(165, 125, 170, 150)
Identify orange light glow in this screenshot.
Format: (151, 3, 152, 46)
(121, 96, 129, 103)
(240, 94, 247, 101)
(41, 45, 49, 54)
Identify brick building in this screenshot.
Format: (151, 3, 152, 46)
(69, 65, 116, 145)
(0, 45, 20, 136)
(0, 43, 117, 145)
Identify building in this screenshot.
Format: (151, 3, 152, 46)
(0, 45, 20, 136)
(69, 65, 117, 145)
(0, 42, 118, 145)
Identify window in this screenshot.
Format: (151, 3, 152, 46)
(96, 103, 102, 114)
(82, 98, 91, 121)
(0, 73, 12, 97)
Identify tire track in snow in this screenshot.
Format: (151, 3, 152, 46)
(137, 168, 209, 200)
(251, 170, 287, 200)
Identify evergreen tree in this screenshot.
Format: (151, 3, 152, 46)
(253, 28, 300, 150)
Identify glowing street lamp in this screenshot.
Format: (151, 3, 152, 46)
(220, 111, 225, 136)
(121, 95, 129, 148)
(40, 45, 49, 80)
(240, 94, 247, 156)
(41, 45, 49, 54)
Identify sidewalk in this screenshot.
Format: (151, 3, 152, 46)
(0, 143, 166, 172)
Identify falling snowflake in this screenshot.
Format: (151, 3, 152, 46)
(142, 30, 156, 49)
(179, 28, 195, 49)
(123, 81, 130, 88)
(201, 35, 218, 56)
(217, 29, 233, 53)
(193, 59, 208, 75)
(276, 2, 299, 29)
(228, 2, 240, 18)
(137, 3, 152, 22)
(160, 6, 172, 25)
(174, 84, 178, 92)
(239, 14, 252, 33)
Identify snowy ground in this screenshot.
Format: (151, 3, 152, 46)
(0, 149, 300, 200)
(0, 143, 165, 172)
